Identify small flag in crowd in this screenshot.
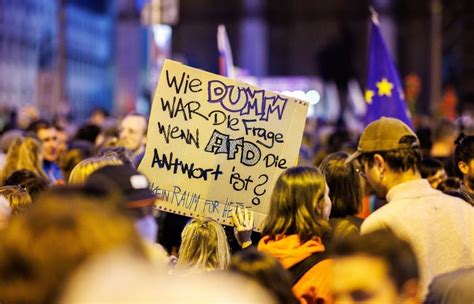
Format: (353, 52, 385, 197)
(364, 11, 413, 128)
(217, 25, 235, 79)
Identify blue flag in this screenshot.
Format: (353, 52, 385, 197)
(364, 16, 413, 128)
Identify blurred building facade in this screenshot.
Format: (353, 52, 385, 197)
(0, 0, 473, 121)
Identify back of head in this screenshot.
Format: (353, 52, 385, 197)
(320, 152, 362, 218)
(75, 123, 101, 144)
(84, 164, 156, 211)
(177, 218, 230, 272)
(454, 133, 474, 175)
(262, 166, 330, 242)
(351, 118, 422, 174)
(0, 190, 144, 304)
(229, 250, 298, 304)
(25, 119, 51, 135)
(0, 185, 33, 215)
(419, 157, 444, 179)
(16, 136, 47, 179)
(433, 119, 456, 142)
(333, 229, 419, 292)
(3, 169, 49, 199)
(69, 155, 122, 184)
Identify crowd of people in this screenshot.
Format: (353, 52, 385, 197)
(0, 105, 473, 303)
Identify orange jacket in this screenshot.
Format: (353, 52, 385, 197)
(258, 235, 333, 304)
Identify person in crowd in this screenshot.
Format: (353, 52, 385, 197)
(68, 155, 122, 185)
(430, 119, 457, 157)
(0, 190, 146, 304)
(454, 133, 474, 204)
(26, 120, 64, 184)
(425, 267, 474, 304)
(61, 252, 274, 304)
(96, 146, 134, 167)
(0, 129, 23, 170)
(257, 166, 333, 304)
(319, 152, 364, 240)
(0, 185, 32, 215)
(88, 107, 109, 127)
(75, 123, 101, 145)
(229, 249, 299, 304)
(55, 124, 69, 164)
(0, 136, 49, 184)
(430, 119, 457, 176)
(331, 229, 420, 304)
(3, 169, 49, 199)
(60, 147, 91, 181)
(174, 217, 230, 275)
(85, 165, 159, 244)
(118, 113, 148, 167)
(346, 117, 474, 299)
(436, 176, 472, 203)
(419, 157, 447, 189)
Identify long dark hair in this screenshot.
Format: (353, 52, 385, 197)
(454, 133, 474, 176)
(262, 167, 330, 242)
(319, 152, 362, 218)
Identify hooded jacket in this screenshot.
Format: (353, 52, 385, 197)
(258, 234, 333, 304)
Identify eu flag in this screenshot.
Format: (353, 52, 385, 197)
(364, 16, 413, 128)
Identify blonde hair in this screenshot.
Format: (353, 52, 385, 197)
(177, 218, 230, 272)
(0, 192, 145, 303)
(0, 185, 33, 215)
(1, 137, 48, 183)
(68, 155, 122, 185)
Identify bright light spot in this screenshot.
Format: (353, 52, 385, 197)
(279, 90, 320, 105)
(306, 90, 320, 105)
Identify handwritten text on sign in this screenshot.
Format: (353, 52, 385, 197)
(139, 60, 308, 230)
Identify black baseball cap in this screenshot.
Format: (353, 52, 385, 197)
(85, 165, 156, 208)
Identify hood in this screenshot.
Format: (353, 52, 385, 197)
(258, 234, 326, 269)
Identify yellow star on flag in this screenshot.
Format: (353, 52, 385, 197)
(376, 78, 394, 97)
(365, 89, 374, 104)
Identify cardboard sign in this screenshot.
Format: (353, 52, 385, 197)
(139, 60, 309, 230)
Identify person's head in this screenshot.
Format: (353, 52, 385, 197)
(1, 136, 48, 183)
(3, 169, 49, 199)
(419, 157, 447, 189)
(347, 117, 422, 198)
(0, 185, 33, 215)
(60, 148, 90, 181)
(0, 191, 144, 304)
(320, 152, 363, 218)
(229, 250, 298, 304)
(89, 107, 109, 127)
(28, 120, 60, 162)
(84, 165, 158, 241)
(177, 217, 230, 272)
(55, 125, 69, 157)
(69, 155, 122, 185)
(432, 119, 457, 144)
(262, 166, 331, 242)
(96, 146, 134, 167)
(85, 165, 156, 211)
(454, 133, 474, 190)
(331, 229, 420, 304)
(119, 114, 147, 155)
(75, 123, 101, 144)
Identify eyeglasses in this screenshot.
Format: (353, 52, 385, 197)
(356, 167, 367, 178)
(0, 185, 28, 195)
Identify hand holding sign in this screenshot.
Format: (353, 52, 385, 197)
(232, 207, 254, 248)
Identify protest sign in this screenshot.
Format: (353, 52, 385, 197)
(138, 59, 309, 231)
